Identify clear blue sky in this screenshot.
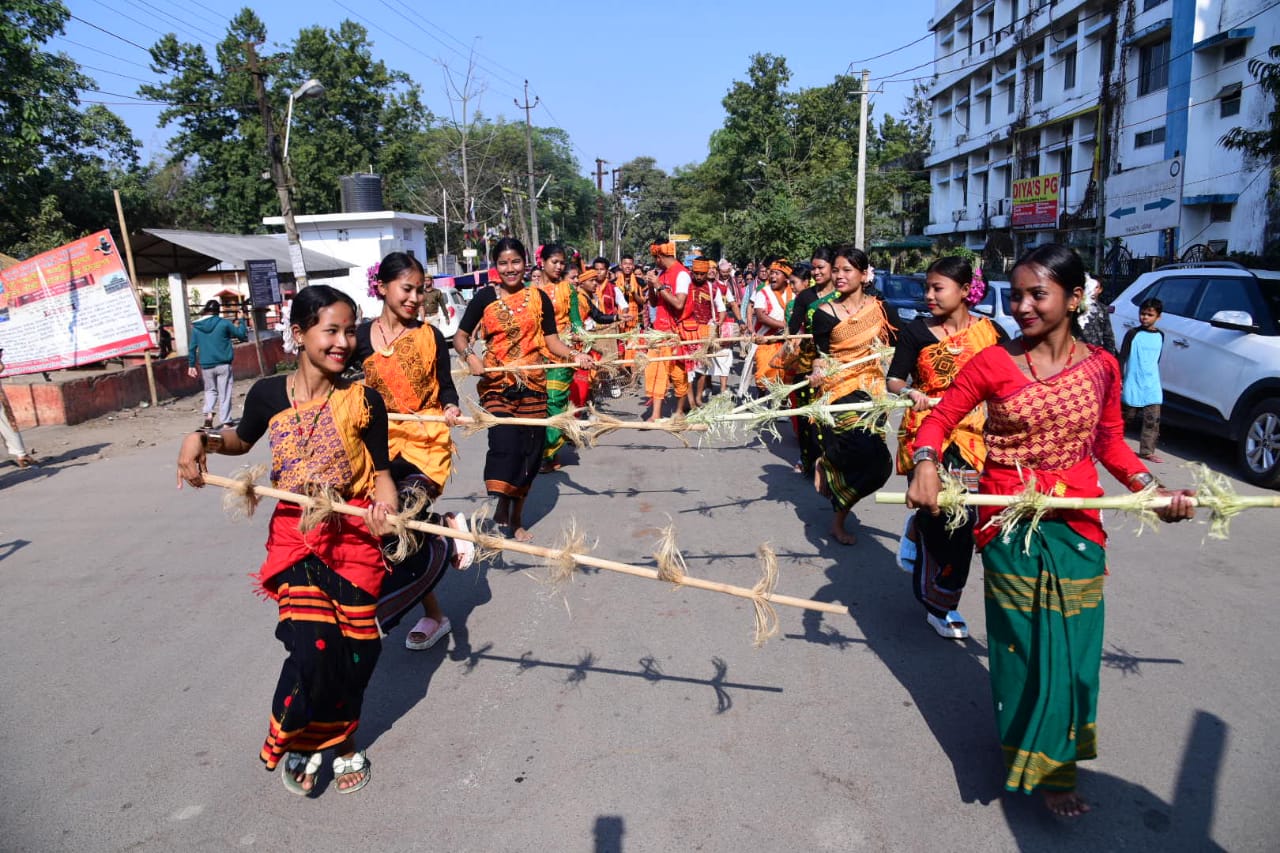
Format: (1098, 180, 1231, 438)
(60, 0, 937, 177)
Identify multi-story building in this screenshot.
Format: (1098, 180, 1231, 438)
(924, 0, 1277, 269)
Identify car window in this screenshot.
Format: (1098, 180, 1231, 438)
(1138, 275, 1203, 318)
(882, 276, 924, 300)
(978, 286, 996, 311)
(1193, 277, 1263, 324)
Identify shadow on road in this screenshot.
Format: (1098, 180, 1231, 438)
(455, 645, 782, 714)
(0, 442, 108, 487)
(356, 556, 496, 751)
(1000, 710, 1228, 850)
(593, 815, 625, 853)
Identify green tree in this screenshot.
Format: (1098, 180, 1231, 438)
(140, 11, 431, 233)
(1, 0, 143, 257)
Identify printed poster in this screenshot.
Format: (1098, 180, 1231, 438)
(0, 231, 151, 376)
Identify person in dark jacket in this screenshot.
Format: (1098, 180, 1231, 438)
(1078, 274, 1117, 358)
(188, 299, 247, 428)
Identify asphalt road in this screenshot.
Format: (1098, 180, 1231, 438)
(0, 373, 1276, 852)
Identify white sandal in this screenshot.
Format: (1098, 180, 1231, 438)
(405, 615, 451, 650)
(926, 610, 969, 640)
(281, 751, 323, 796)
(332, 751, 371, 794)
(445, 512, 474, 569)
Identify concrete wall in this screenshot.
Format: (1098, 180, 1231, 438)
(3, 336, 288, 428)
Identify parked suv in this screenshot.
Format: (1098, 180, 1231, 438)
(1109, 262, 1280, 487)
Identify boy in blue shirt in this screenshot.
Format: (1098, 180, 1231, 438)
(1120, 297, 1164, 461)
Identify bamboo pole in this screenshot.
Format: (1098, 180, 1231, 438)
(113, 189, 158, 406)
(482, 352, 699, 373)
(387, 411, 710, 433)
(198, 472, 848, 621)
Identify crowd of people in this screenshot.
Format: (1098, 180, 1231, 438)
(175, 238, 1195, 819)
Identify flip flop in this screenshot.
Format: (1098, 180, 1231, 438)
(281, 751, 323, 796)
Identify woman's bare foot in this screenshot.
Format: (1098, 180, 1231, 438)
(1042, 790, 1091, 818)
(830, 511, 857, 545)
(512, 527, 534, 543)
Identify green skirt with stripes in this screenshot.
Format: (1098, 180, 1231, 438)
(982, 518, 1105, 794)
(543, 366, 573, 462)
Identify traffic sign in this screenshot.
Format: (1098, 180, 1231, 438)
(1105, 157, 1183, 238)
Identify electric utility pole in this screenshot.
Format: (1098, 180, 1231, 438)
(855, 68, 870, 249)
(246, 41, 308, 288)
(515, 81, 540, 249)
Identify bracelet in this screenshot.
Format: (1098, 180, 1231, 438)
(199, 429, 224, 453)
(911, 446, 940, 466)
(1128, 471, 1158, 491)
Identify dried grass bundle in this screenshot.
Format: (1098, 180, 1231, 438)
(220, 463, 268, 520)
(383, 486, 429, 563)
(652, 523, 689, 585)
(543, 517, 589, 587)
(298, 485, 339, 533)
(751, 543, 781, 647)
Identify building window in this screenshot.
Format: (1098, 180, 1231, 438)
(1143, 0, 1166, 9)
(1223, 41, 1246, 63)
(1210, 203, 1234, 222)
(1134, 126, 1167, 147)
(402, 228, 413, 241)
(983, 94, 992, 124)
(1032, 65, 1044, 102)
(336, 228, 349, 242)
(1220, 90, 1242, 118)
(1006, 82, 1016, 113)
(1063, 50, 1077, 89)
(1100, 37, 1113, 76)
(1060, 146, 1073, 187)
(1138, 38, 1171, 96)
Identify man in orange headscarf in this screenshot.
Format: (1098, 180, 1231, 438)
(617, 253, 648, 331)
(644, 241, 692, 421)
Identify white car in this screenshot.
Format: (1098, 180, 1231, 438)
(1109, 262, 1280, 487)
(425, 287, 468, 341)
(972, 279, 1020, 338)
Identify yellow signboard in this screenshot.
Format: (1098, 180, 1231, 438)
(1011, 173, 1060, 228)
(669, 233, 692, 242)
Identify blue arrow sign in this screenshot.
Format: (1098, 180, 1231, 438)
(1110, 206, 1136, 219)
(1144, 197, 1176, 211)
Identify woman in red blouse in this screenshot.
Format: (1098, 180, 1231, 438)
(907, 244, 1195, 818)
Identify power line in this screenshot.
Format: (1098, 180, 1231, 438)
(850, 32, 933, 65)
(68, 13, 154, 54)
(130, 0, 224, 44)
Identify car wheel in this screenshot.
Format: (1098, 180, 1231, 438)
(1238, 399, 1280, 488)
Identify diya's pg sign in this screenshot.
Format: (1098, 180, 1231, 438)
(1011, 173, 1061, 229)
(0, 231, 151, 376)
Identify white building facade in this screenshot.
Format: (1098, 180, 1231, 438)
(924, 0, 1277, 268)
(262, 211, 437, 320)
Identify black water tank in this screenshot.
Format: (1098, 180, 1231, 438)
(340, 174, 384, 213)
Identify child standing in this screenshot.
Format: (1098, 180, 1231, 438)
(1120, 297, 1164, 461)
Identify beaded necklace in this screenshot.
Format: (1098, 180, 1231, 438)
(289, 374, 335, 450)
(1023, 338, 1077, 384)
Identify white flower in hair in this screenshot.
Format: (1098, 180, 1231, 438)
(1076, 275, 1097, 315)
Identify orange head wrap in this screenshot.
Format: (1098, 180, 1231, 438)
(578, 268, 600, 284)
(691, 259, 711, 273)
(769, 259, 793, 276)
(650, 242, 676, 258)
